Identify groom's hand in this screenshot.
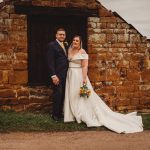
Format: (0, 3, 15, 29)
(51, 76, 60, 85)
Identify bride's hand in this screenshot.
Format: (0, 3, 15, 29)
(83, 79, 87, 85)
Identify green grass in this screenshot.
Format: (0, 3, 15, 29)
(141, 114, 150, 130)
(0, 110, 149, 132)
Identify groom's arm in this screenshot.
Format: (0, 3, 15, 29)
(47, 43, 56, 77)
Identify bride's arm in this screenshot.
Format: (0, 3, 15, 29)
(81, 50, 88, 83)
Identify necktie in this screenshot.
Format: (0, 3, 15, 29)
(60, 42, 66, 55)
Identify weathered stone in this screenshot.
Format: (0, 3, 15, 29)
(114, 29, 126, 34)
(127, 70, 140, 81)
(88, 22, 96, 28)
(116, 98, 130, 106)
(106, 34, 117, 43)
(0, 71, 3, 83)
(0, 12, 9, 19)
(141, 69, 150, 81)
(130, 98, 140, 106)
(89, 34, 106, 44)
(130, 34, 141, 43)
(117, 85, 134, 93)
(29, 96, 50, 103)
(0, 1, 149, 112)
(129, 60, 139, 69)
(2, 71, 9, 83)
(11, 104, 25, 112)
(100, 17, 117, 23)
(118, 92, 134, 99)
(88, 54, 98, 68)
(140, 97, 150, 105)
(97, 23, 106, 29)
(10, 14, 27, 19)
(29, 87, 52, 97)
(17, 88, 29, 97)
(0, 89, 16, 98)
(88, 68, 101, 81)
(95, 86, 116, 95)
(117, 106, 136, 112)
(94, 82, 103, 89)
(99, 7, 113, 17)
(118, 34, 129, 42)
(13, 61, 27, 70)
(9, 71, 28, 84)
(0, 105, 11, 111)
(0, 97, 18, 105)
(117, 23, 130, 29)
(112, 43, 126, 48)
(18, 96, 29, 104)
(131, 53, 144, 61)
(9, 31, 27, 42)
(88, 17, 100, 23)
(0, 32, 8, 41)
(101, 29, 113, 34)
(107, 70, 120, 81)
(139, 85, 150, 91)
(133, 91, 147, 98)
(107, 23, 116, 28)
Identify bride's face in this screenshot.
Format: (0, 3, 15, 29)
(72, 37, 80, 49)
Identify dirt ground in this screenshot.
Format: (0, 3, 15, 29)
(0, 131, 150, 150)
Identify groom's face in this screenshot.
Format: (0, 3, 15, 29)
(56, 31, 66, 42)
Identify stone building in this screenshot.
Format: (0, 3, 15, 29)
(0, 0, 150, 112)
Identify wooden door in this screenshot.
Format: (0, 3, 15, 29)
(28, 15, 87, 86)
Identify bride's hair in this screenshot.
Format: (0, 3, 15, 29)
(72, 35, 83, 49)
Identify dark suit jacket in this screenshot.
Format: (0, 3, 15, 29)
(47, 40, 69, 82)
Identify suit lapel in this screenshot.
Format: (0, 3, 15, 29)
(54, 41, 67, 57)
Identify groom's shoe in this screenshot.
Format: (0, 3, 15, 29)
(60, 114, 64, 119)
(51, 115, 60, 122)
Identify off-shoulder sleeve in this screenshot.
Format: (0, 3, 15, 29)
(75, 53, 89, 60)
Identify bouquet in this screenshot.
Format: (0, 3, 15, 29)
(79, 82, 91, 98)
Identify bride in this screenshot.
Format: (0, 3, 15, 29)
(64, 35, 143, 133)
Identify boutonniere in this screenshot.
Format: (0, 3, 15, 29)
(64, 41, 69, 47)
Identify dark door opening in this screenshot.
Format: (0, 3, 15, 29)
(28, 15, 87, 86)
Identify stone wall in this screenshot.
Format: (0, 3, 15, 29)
(88, 6, 150, 112)
(0, 1, 149, 112)
(0, 4, 52, 112)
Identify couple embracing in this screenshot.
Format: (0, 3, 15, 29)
(47, 28, 143, 134)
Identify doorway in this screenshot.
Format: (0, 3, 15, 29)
(27, 15, 87, 86)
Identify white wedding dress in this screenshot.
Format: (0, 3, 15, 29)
(64, 53, 143, 133)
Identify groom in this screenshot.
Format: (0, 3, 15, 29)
(47, 28, 69, 121)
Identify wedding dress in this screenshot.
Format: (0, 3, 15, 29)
(64, 53, 143, 133)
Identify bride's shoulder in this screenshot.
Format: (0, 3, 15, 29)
(79, 49, 88, 55)
(78, 49, 88, 59)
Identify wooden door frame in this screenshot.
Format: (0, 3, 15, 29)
(27, 15, 88, 86)
(14, 5, 99, 86)
(14, 4, 99, 17)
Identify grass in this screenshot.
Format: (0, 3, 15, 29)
(0, 110, 149, 132)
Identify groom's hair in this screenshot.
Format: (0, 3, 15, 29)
(56, 28, 66, 33)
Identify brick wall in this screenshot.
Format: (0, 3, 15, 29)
(0, 1, 149, 112)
